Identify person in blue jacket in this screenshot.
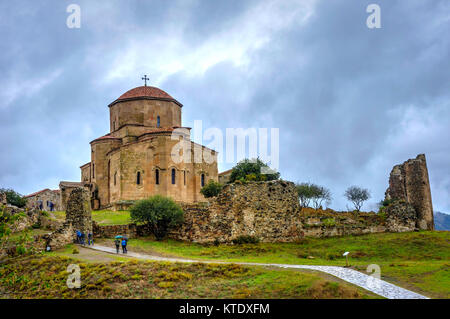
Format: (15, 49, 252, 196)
(121, 237, 127, 254)
(76, 230, 81, 244)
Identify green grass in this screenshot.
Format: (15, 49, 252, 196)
(51, 210, 131, 226)
(96, 231, 450, 298)
(0, 255, 377, 299)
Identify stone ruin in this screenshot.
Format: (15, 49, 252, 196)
(65, 187, 93, 235)
(385, 154, 434, 230)
(42, 187, 93, 250)
(0, 191, 6, 205)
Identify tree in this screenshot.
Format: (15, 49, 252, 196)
(200, 180, 223, 198)
(0, 188, 27, 208)
(296, 183, 314, 207)
(345, 186, 371, 211)
(130, 195, 184, 240)
(295, 183, 332, 209)
(229, 158, 280, 183)
(310, 184, 332, 209)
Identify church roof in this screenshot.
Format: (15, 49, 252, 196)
(109, 86, 183, 107)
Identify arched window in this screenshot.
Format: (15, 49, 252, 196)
(157, 116, 160, 128)
(171, 168, 176, 185)
(155, 169, 159, 185)
(136, 172, 141, 185)
(201, 174, 205, 187)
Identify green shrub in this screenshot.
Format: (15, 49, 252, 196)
(72, 248, 79, 254)
(0, 188, 27, 208)
(130, 195, 184, 241)
(232, 235, 260, 245)
(40, 211, 49, 217)
(229, 158, 280, 183)
(322, 218, 336, 227)
(200, 180, 223, 198)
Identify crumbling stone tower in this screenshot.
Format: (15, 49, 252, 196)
(385, 154, 434, 230)
(65, 188, 93, 236)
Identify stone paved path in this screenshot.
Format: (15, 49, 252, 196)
(84, 244, 428, 299)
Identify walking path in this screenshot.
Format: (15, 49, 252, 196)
(84, 244, 428, 299)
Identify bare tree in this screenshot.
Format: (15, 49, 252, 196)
(345, 186, 371, 211)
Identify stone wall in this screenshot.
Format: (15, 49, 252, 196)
(92, 222, 152, 239)
(89, 180, 421, 243)
(385, 154, 434, 230)
(65, 187, 93, 235)
(168, 180, 419, 243)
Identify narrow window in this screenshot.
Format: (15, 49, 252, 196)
(171, 168, 176, 185)
(155, 169, 159, 185)
(157, 116, 160, 128)
(183, 171, 186, 185)
(113, 121, 116, 130)
(137, 172, 141, 185)
(201, 174, 205, 187)
(92, 163, 95, 178)
(114, 172, 117, 186)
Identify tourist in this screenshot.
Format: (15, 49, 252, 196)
(88, 232, 93, 245)
(114, 237, 121, 254)
(121, 237, 127, 254)
(49, 201, 54, 211)
(80, 232, 86, 246)
(76, 230, 81, 244)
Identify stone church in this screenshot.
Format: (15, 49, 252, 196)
(79, 84, 218, 210)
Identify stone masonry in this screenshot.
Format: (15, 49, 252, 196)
(65, 187, 93, 236)
(385, 154, 434, 230)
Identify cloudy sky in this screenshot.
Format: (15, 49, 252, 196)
(0, 0, 448, 212)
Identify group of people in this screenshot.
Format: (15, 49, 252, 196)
(76, 230, 94, 246)
(115, 236, 128, 254)
(35, 200, 55, 211)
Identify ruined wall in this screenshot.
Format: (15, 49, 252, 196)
(385, 154, 434, 230)
(65, 188, 93, 235)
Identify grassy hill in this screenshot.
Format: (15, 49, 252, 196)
(0, 254, 377, 299)
(96, 231, 450, 298)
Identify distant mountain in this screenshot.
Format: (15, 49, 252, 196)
(434, 211, 450, 231)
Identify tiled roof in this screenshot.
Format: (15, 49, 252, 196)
(25, 189, 51, 198)
(109, 86, 182, 107)
(90, 134, 121, 144)
(219, 169, 233, 176)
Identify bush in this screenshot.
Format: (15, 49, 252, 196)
(229, 158, 280, 183)
(72, 248, 79, 254)
(232, 235, 260, 245)
(322, 218, 336, 227)
(0, 188, 27, 208)
(200, 180, 223, 198)
(130, 195, 184, 240)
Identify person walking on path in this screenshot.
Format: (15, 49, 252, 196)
(114, 237, 121, 254)
(88, 232, 93, 246)
(80, 232, 86, 246)
(76, 230, 81, 244)
(121, 237, 127, 254)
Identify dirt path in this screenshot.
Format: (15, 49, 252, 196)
(82, 244, 428, 299)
